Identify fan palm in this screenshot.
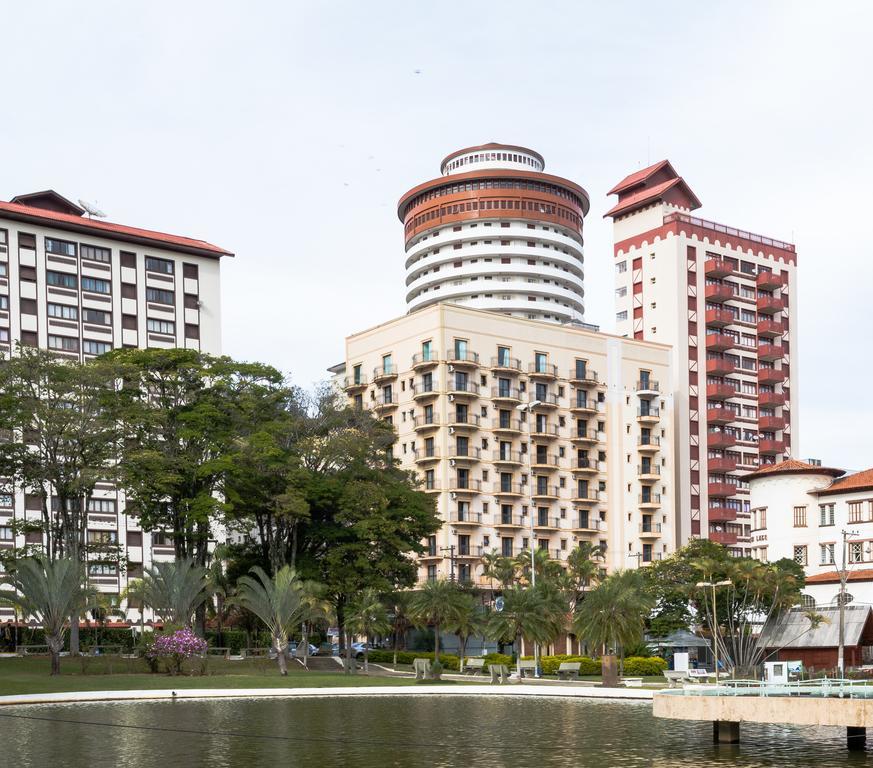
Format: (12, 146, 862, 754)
(142, 558, 212, 629)
(0, 556, 96, 675)
(409, 579, 465, 660)
(232, 565, 303, 675)
(486, 586, 553, 677)
(346, 589, 390, 672)
(445, 591, 484, 663)
(298, 579, 331, 667)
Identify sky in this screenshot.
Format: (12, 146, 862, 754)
(2, 1, 871, 469)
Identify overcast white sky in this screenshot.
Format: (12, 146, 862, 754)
(2, 1, 871, 469)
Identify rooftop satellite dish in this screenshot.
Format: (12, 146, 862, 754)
(78, 199, 106, 219)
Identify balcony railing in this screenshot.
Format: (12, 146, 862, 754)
(373, 393, 398, 408)
(639, 522, 663, 534)
(706, 308, 736, 327)
(705, 284, 734, 303)
(707, 431, 737, 449)
(756, 271, 786, 290)
(758, 391, 785, 407)
(446, 350, 480, 365)
(758, 415, 785, 431)
(569, 368, 599, 386)
(664, 212, 796, 253)
(493, 418, 523, 432)
(447, 381, 480, 396)
(412, 351, 439, 369)
(637, 436, 661, 449)
(706, 406, 735, 425)
(637, 464, 660, 477)
(706, 358, 735, 376)
(708, 506, 739, 522)
(758, 368, 785, 385)
(757, 319, 784, 337)
(709, 529, 739, 546)
(495, 515, 525, 527)
(705, 258, 734, 278)
(528, 362, 559, 378)
(494, 483, 524, 496)
(708, 482, 737, 498)
(414, 448, 440, 462)
(571, 429, 599, 442)
(530, 423, 559, 438)
(571, 398, 597, 412)
(448, 447, 482, 461)
(534, 516, 561, 529)
(449, 511, 482, 525)
(707, 456, 737, 473)
(447, 413, 481, 428)
(706, 382, 736, 400)
(572, 458, 598, 472)
(531, 454, 560, 468)
(413, 383, 439, 398)
(449, 479, 483, 492)
(637, 407, 660, 420)
(758, 438, 786, 455)
(757, 343, 784, 361)
(491, 355, 522, 371)
(756, 295, 784, 315)
(532, 484, 560, 498)
(636, 380, 659, 394)
(493, 450, 524, 465)
(706, 333, 735, 352)
(491, 387, 523, 401)
(531, 393, 560, 407)
(372, 364, 398, 382)
(413, 414, 440, 429)
(343, 375, 367, 389)
(639, 494, 662, 505)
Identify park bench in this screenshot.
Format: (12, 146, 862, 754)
(518, 659, 537, 679)
(243, 647, 272, 659)
(557, 661, 581, 680)
(662, 670, 685, 688)
(489, 663, 509, 684)
(206, 647, 231, 659)
(15, 645, 49, 656)
(413, 658, 432, 680)
(87, 645, 123, 656)
(462, 657, 485, 675)
(621, 677, 643, 688)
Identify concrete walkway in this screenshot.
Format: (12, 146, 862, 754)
(0, 684, 653, 708)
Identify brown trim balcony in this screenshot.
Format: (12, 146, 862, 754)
(705, 258, 734, 278)
(446, 350, 480, 367)
(706, 308, 736, 328)
(492, 451, 524, 467)
(757, 343, 783, 361)
(707, 456, 737, 473)
(637, 464, 661, 482)
(448, 511, 482, 526)
(637, 407, 661, 424)
(639, 493, 662, 509)
(413, 383, 440, 400)
(758, 391, 785, 408)
(708, 431, 737, 449)
(635, 380, 660, 397)
(490, 356, 522, 373)
(372, 364, 398, 384)
(571, 492, 600, 505)
(758, 367, 785, 385)
(570, 398, 597, 415)
(492, 418, 522, 434)
(447, 381, 480, 398)
(373, 394, 398, 412)
(706, 358, 735, 376)
(491, 386, 522, 404)
(494, 483, 524, 498)
(756, 271, 786, 290)
(532, 484, 560, 501)
(705, 284, 734, 303)
(531, 393, 560, 409)
(447, 414, 481, 430)
(571, 518, 604, 533)
(413, 415, 440, 432)
(528, 362, 559, 380)
(708, 529, 738, 546)
(571, 458, 598, 475)
(447, 447, 482, 464)
(414, 448, 440, 465)
(530, 424, 559, 440)
(455, 545, 484, 560)
(569, 368, 599, 387)
(637, 436, 661, 453)
(531, 454, 561, 471)
(494, 514, 525, 528)
(759, 415, 785, 431)
(757, 319, 784, 338)
(706, 333, 735, 353)
(412, 352, 440, 370)
(571, 429, 599, 445)
(639, 522, 663, 538)
(534, 516, 561, 531)
(757, 295, 784, 315)
(759, 438, 786, 455)
(706, 406, 735, 425)
(708, 506, 739, 523)
(708, 482, 736, 498)
(706, 382, 736, 400)
(448, 480, 483, 495)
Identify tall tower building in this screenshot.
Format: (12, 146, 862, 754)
(397, 143, 590, 324)
(606, 161, 798, 555)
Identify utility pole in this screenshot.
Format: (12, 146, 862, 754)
(836, 529, 858, 678)
(517, 399, 542, 678)
(440, 545, 456, 582)
(697, 580, 732, 686)
(628, 552, 644, 568)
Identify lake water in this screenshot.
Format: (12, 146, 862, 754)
(1, 696, 867, 766)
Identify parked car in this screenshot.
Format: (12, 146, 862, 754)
(288, 641, 319, 657)
(331, 642, 378, 659)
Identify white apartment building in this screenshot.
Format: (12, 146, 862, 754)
(607, 160, 799, 556)
(749, 459, 873, 608)
(339, 303, 677, 586)
(0, 189, 230, 621)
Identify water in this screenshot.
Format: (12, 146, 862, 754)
(0, 696, 867, 767)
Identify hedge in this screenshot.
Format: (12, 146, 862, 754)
(366, 650, 461, 671)
(519, 655, 667, 676)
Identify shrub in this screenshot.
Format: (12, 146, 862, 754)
(482, 653, 513, 670)
(364, 650, 461, 671)
(622, 656, 667, 676)
(146, 628, 208, 675)
(520, 655, 601, 676)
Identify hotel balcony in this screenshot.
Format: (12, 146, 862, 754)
(530, 423, 560, 440)
(492, 418, 523, 435)
(758, 343, 784, 361)
(446, 349, 480, 368)
(705, 308, 736, 328)
(411, 351, 440, 371)
(639, 493, 662, 509)
(570, 398, 597, 416)
(528, 362, 559, 380)
(493, 451, 524, 468)
(571, 458, 599, 475)
(419, 549, 442, 561)
(637, 464, 661, 482)
(571, 429, 599, 445)
(448, 511, 482, 527)
(447, 447, 482, 464)
(448, 480, 482, 495)
(759, 438, 786, 455)
(706, 333, 735, 353)
(637, 436, 661, 453)
(759, 415, 785, 431)
(572, 518, 604, 534)
(531, 393, 560, 410)
(708, 530, 738, 546)
(708, 482, 736, 498)
(706, 358, 735, 376)
(534, 516, 561, 531)
(493, 483, 524, 499)
(706, 406, 735, 425)
(491, 386, 523, 404)
(757, 319, 784, 338)
(372, 364, 398, 384)
(413, 448, 440, 465)
(705, 258, 734, 279)
(447, 381, 480, 399)
(447, 414, 481, 431)
(532, 484, 560, 501)
(706, 382, 736, 400)
(708, 431, 737, 449)
(494, 514, 525, 529)
(413, 414, 441, 432)
(708, 456, 737, 473)
(757, 295, 784, 315)
(569, 368, 599, 387)
(343, 375, 367, 392)
(456, 545, 484, 560)
(756, 271, 786, 290)
(373, 394, 398, 412)
(705, 284, 734, 303)
(759, 391, 785, 408)
(421, 483, 442, 494)
(531, 454, 560, 471)
(635, 380, 660, 398)
(572, 490, 600, 505)
(637, 407, 660, 424)
(639, 522, 662, 538)
(758, 367, 785, 385)
(490, 355, 522, 374)
(412, 383, 439, 401)
(708, 506, 739, 523)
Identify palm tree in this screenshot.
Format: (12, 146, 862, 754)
(409, 579, 465, 660)
(513, 548, 551, 586)
(232, 565, 303, 675)
(445, 592, 483, 664)
(485, 586, 553, 677)
(142, 558, 212, 629)
(120, 578, 147, 636)
(346, 589, 390, 672)
(573, 570, 654, 679)
(0, 556, 96, 675)
(388, 591, 413, 668)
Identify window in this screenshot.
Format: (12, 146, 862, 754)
(793, 545, 807, 565)
(81, 277, 110, 294)
(47, 303, 78, 320)
(616, 261, 627, 273)
(800, 594, 816, 609)
(0, 494, 12, 507)
(0, 263, 6, 277)
(849, 541, 864, 564)
(88, 499, 116, 513)
(819, 504, 835, 526)
(83, 340, 110, 355)
(793, 506, 807, 527)
(147, 319, 175, 335)
(47, 335, 79, 352)
(82, 308, 110, 325)
(87, 530, 118, 544)
(80, 244, 111, 263)
(819, 543, 835, 565)
(616, 310, 628, 321)
(0, 295, 7, 311)
(616, 286, 627, 298)
(0, 526, 12, 541)
(145, 256, 174, 274)
(848, 502, 864, 523)
(146, 288, 174, 305)
(46, 271, 77, 289)
(45, 238, 76, 256)
(88, 563, 118, 576)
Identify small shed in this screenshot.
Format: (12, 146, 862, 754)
(757, 605, 873, 670)
(652, 630, 713, 670)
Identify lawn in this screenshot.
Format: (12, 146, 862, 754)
(0, 656, 442, 696)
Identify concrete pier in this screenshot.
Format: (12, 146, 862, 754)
(713, 720, 740, 744)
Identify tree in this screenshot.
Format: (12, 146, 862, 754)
(485, 587, 555, 677)
(387, 591, 413, 667)
(481, 550, 516, 589)
(445, 591, 483, 663)
(346, 589, 390, 672)
(232, 565, 303, 675)
(142, 559, 212, 629)
(297, 578, 331, 668)
(409, 580, 466, 660)
(0, 556, 95, 675)
(120, 578, 147, 635)
(573, 570, 654, 678)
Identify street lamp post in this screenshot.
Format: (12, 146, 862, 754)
(836, 529, 859, 678)
(696, 579, 732, 687)
(517, 400, 542, 678)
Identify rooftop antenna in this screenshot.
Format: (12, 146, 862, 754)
(78, 199, 106, 219)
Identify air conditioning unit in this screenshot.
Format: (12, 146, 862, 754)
(448, 365, 455, 373)
(450, 459, 456, 467)
(448, 394, 454, 402)
(449, 427, 455, 434)
(450, 493, 457, 500)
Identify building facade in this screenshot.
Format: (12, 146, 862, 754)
(342, 303, 677, 586)
(0, 190, 230, 621)
(607, 161, 799, 555)
(749, 459, 873, 608)
(397, 143, 590, 324)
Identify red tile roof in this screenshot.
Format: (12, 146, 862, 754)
(804, 568, 873, 585)
(815, 467, 873, 496)
(607, 159, 674, 195)
(0, 200, 233, 258)
(746, 458, 845, 481)
(604, 177, 700, 218)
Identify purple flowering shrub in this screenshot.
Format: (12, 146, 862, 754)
(145, 628, 208, 675)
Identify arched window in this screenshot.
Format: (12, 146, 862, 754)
(833, 592, 854, 606)
(800, 594, 816, 609)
